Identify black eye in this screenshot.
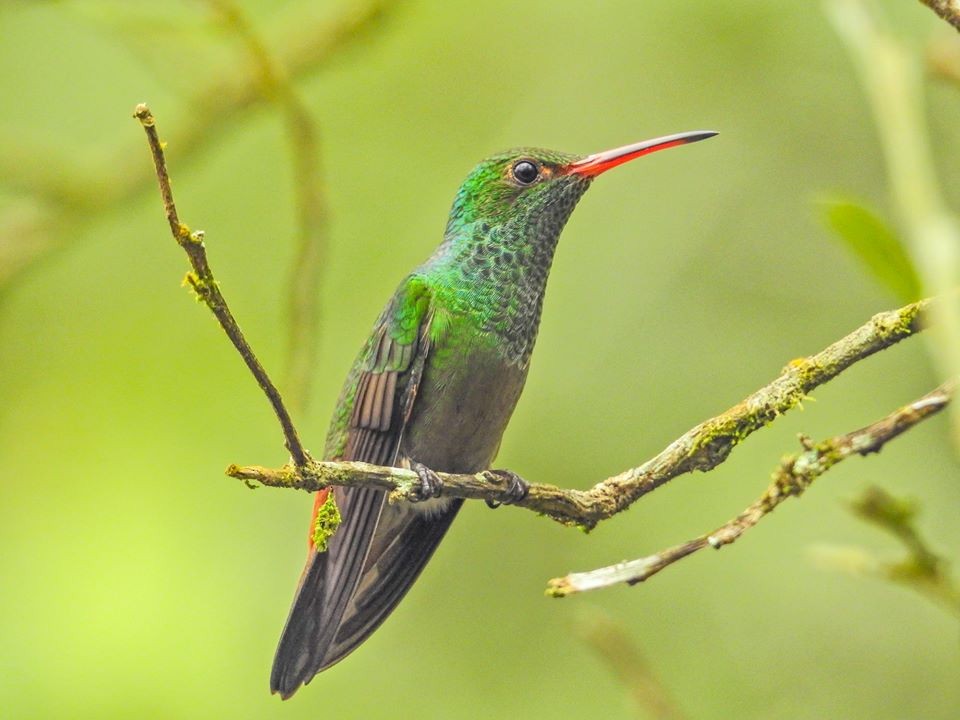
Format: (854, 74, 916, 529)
(512, 160, 539, 185)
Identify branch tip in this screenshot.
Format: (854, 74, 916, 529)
(136, 106, 309, 469)
(133, 103, 154, 125)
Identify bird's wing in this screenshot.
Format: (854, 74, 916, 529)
(271, 276, 462, 698)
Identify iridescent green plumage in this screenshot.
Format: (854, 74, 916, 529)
(272, 132, 717, 698)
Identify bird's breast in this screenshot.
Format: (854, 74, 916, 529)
(401, 334, 528, 474)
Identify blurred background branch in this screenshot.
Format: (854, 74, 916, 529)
(828, 0, 960, 444)
(814, 485, 960, 619)
(577, 610, 687, 720)
(0, 0, 398, 291)
(850, 485, 960, 617)
(204, 0, 330, 412)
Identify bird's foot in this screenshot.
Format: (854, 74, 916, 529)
(483, 469, 529, 509)
(410, 461, 444, 501)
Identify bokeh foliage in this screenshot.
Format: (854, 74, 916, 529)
(1, 1, 959, 718)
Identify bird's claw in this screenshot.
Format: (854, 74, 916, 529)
(484, 469, 529, 509)
(410, 461, 444, 502)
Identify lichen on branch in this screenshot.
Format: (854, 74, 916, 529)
(547, 379, 955, 596)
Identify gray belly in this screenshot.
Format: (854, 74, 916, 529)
(402, 344, 528, 474)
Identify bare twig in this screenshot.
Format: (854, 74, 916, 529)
(917, 0, 960, 31)
(206, 0, 328, 412)
(229, 297, 934, 528)
(134, 104, 309, 468)
(547, 380, 955, 596)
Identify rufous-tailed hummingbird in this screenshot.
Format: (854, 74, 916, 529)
(271, 130, 717, 697)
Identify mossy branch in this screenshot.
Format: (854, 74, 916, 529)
(137, 105, 949, 597)
(547, 380, 955, 596)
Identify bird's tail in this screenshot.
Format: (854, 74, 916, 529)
(270, 485, 462, 699)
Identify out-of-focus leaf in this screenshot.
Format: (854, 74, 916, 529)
(821, 198, 921, 303)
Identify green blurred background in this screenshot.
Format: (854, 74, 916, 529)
(2, 1, 959, 718)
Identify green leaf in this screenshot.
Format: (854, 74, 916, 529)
(821, 199, 921, 303)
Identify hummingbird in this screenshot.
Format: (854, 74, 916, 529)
(270, 130, 716, 698)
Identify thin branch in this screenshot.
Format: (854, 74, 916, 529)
(547, 380, 955, 596)
(134, 104, 309, 468)
(229, 297, 934, 528)
(205, 0, 328, 413)
(917, 0, 960, 31)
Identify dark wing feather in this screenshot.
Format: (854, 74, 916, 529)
(271, 282, 461, 698)
(322, 499, 460, 660)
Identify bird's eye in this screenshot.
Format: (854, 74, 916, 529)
(512, 160, 539, 185)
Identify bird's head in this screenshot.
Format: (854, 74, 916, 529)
(445, 131, 717, 238)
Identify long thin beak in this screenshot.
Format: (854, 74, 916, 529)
(566, 130, 718, 178)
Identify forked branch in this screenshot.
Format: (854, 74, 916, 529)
(547, 380, 955, 596)
(134, 104, 309, 468)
